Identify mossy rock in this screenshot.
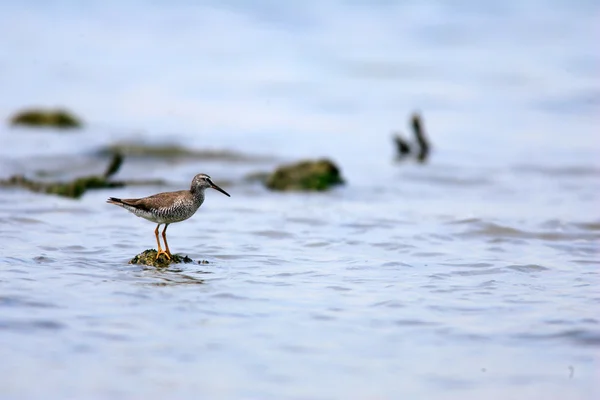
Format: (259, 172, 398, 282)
(266, 159, 344, 191)
(2, 174, 123, 199)
(101, 144, 199, 158)
(46, 176, 124, 198)
(10, 108, 82, 129)
(0, 153, 125, 199)
(98, 143, 272, 162)
(130, 249, 197, 268)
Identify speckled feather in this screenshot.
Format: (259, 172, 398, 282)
(107, 173, 229, 225)
(109, 190, 204, 224)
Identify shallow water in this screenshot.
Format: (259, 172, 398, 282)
(1, 1, 599, 399)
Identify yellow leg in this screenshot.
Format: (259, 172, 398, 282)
(162, 223, 172, 257)
(155, 224, 171, 260)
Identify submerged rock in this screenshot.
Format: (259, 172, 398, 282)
(10, 108, 82, 129)
(266, 159, 344, 191)
(0, 153, 124, 199)
(129, 249, 196, 268)
(98, 142, 273, 163)
(3, 174, 124, 198)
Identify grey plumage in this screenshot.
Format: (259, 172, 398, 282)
(108, 190, 203, 224)
(107, 173, 229, 224)
(106, 173, 230, 259)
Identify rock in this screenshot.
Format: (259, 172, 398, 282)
(46, 175, 123, 198)
(98, 142, 273, 163)
(0, 153, 125, 199)
(129, 249, 196, 268)
(10, 108, 82, 129)
(266, 159, 344, 191)
(1, 174, 124, 199)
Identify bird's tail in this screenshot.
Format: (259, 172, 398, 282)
(106, 197, 123, 205)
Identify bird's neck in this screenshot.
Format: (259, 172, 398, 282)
(191, 188, 205, 204)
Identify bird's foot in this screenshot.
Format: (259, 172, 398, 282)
(155, 249, 171, 260)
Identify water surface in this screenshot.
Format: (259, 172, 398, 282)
(0, 1, 598, 399)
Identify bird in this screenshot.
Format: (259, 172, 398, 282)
(107, 173, 230, 260)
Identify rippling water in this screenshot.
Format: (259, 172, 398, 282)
(1, 1, 599, 399)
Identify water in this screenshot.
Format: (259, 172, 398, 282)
(1, 1, 599, 399)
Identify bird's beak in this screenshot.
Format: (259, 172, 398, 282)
(210, 182, 231, 197)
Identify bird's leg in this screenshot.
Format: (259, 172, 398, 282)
(155, 224, 170, 260)
(154, 224, 162, 252)
(162, 223, 172, 257)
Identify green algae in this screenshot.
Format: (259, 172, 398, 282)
(3, 174, 124, 199)
(98, 142, 273, 163)
(10, 108, 82, 129)
(265, 159, 345, 191)
(129, 249, 197, 268)
(0, 153, 124, 199)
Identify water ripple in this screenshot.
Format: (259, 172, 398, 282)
(506, 264, 549, 272)
(512, 329, 600, 347)
(0, 319, 65, 332)
(0, 296, 58, 309)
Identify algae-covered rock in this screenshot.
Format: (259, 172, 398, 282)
(129, 249, 196, 268)
(266, 159, 344, 191)
(2, 174, 124, 199)
(0, 153, 125, 199)
(98, 143, 273, 163)
(10, 108, 82, 129)
(49, 176, 124, 198)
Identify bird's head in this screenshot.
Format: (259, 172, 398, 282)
(191, 173, 231, 197)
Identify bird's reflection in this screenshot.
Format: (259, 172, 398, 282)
(137, 266, 212, 286)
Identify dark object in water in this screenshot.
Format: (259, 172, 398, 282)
(266, 159, 345, 191)
(130, 249, 195, 268)
(411, 112, 430, 163)
(0, 153, 124, 199)
(10, 108, 82, 129)
(393, 112, 431, 163)
(98, 142, 273, 163)
(103, 152, 123, 179)
(3, 174, 124, 199)
(393, 133, 412, 156)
